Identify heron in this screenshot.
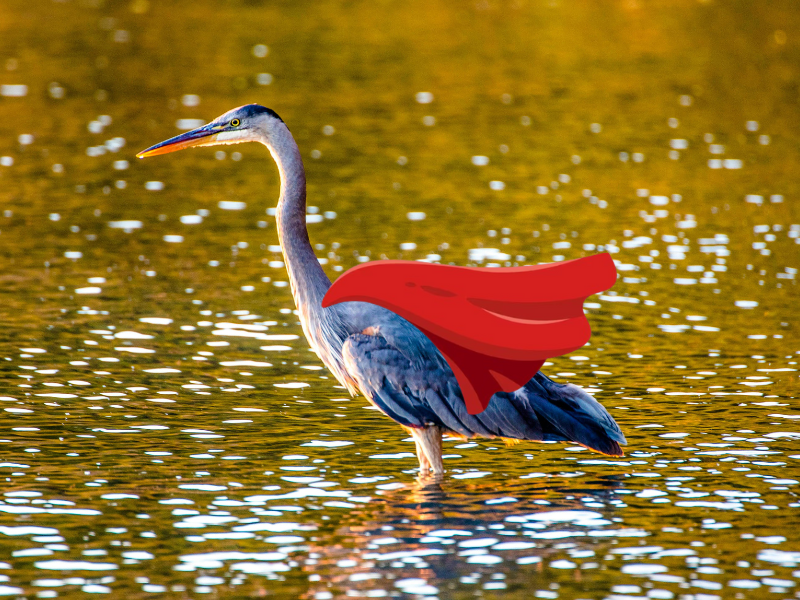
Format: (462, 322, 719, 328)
(138, 104, 627, 475)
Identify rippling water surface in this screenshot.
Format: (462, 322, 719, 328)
(1, 1, 799, 598)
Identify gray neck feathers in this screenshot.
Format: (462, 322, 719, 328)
(260, 121, 350, 374)
(263, 122, 329, 307)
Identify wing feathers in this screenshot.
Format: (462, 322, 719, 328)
(342, 332, 625, 456)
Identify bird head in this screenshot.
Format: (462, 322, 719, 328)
(136, 104, 284, 158)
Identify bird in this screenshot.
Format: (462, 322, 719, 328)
(138, 104, 627, 476)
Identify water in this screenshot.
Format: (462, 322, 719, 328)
(1, 1, 799, 598)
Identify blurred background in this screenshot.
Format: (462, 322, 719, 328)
(0, 0, 799, 598)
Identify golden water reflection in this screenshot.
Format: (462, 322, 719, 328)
(0, 0, 799, 598)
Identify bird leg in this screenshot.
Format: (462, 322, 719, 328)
(410, 426, 443, 476)
(415, 440, 431, 473)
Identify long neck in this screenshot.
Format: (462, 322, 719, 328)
(263, 123, 331, 313)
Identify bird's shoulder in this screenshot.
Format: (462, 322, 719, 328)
(341, 329, 445, 382)
(335, 301, 447, 369)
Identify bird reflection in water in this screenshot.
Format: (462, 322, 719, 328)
(292, 476, 623, 599)
(138, 104, 626, 476)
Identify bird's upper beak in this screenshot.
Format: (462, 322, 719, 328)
(136, 122, 226, 158)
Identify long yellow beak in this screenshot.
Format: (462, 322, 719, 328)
(137, 123, 223, 158)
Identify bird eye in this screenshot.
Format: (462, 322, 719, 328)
(230, 118, 241, 127)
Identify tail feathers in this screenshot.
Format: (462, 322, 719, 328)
(510, 372, 627, 457)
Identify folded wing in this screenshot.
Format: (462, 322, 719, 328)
(324, 253, 617, 414)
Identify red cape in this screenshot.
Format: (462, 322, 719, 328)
(322, 253, 617, 414)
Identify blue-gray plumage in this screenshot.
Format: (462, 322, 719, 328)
(138, 104, 627, 475)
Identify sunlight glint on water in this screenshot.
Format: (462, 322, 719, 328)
(0, 1, 798, 598)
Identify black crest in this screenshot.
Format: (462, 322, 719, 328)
(240, 104, 283, 123)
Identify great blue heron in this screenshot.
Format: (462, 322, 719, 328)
(138, 104, 627, 475)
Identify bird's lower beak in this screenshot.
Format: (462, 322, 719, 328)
(137, 123, 223, 158)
